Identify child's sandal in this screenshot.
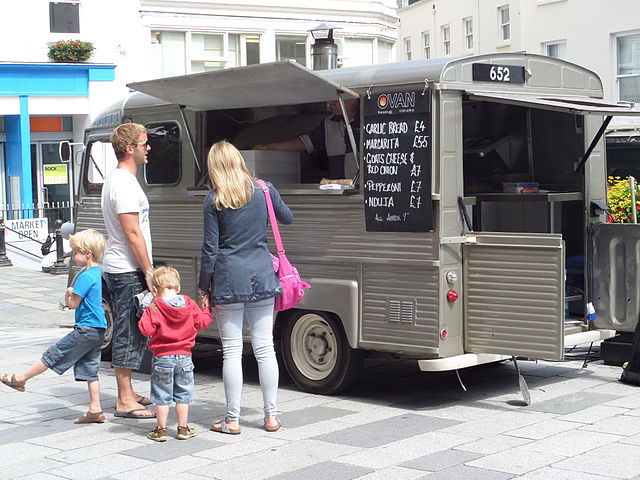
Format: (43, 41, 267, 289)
(74, 411, 105, 424)
(0, 373, 25, 392)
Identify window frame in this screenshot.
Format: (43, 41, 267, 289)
(542, 40, 567, 59)
(497, 5, 511, 44)
(463, 17, 473, 51)
(403, 37, 412, 61)
(82, 136, 118, 195)
(143, 121, 183, 187)
(49, 1, 80, 34)
(422, 31, 431, 59)
(615, 31, 640, 103)
(441, 25, 451, 56)
(275, 34, 308, 67)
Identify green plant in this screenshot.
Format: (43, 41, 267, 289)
(48, 40, 94, 62)
(607, 175, 640, 223)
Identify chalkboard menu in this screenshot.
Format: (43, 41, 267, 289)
(363, 89, 433, 232)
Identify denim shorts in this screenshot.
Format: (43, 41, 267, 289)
(150, 355, 195, 406)
(41, 326, 105, 381)
(105, 271, 147, 370)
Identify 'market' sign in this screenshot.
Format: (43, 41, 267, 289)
(363, 89, 433, 232)
(4, 218, 49, 243)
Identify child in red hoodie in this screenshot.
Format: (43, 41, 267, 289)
(138, 266, 212, 442)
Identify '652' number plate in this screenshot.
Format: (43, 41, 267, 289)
(472, 63, 526, 84)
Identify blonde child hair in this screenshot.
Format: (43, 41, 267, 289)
(151, 266, 181, 291)
(69, 229, 106, 263)
(207, 140, 254, 210)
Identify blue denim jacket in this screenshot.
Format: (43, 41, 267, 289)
(198, 181, 293, 305)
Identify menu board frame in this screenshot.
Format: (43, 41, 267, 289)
(362, 88, 433, 232)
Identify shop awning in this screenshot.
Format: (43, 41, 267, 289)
(465, 91, 640, 116)
(127, 61, 359, 111)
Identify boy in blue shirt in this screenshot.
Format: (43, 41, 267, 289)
(0, 229, 108, 424)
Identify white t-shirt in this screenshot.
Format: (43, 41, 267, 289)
(101, 168, 153, 273)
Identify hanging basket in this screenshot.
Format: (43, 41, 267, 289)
(48, 40, 94, 63)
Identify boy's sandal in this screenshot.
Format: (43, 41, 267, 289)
(74, 411, 105, 424)
(0, 373, 25, 392)
(210, 419, 241, 435)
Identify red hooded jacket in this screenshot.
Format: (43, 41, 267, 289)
(138, 295, 212, 357)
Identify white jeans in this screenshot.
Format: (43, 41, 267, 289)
(214, 298, 278, 420)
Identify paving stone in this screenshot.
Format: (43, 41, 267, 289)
(122, 437, 222, 461)
(47, 439, 142, 464)
(0, 419, 75, 446)
(110, 455, 214, 480)
(267, 461, 372, 480)
(551, 442, 640, 478)
(416, 465, 514, 480)
(579, 414, 640, 436)
(524, 392, 620, 414)
(313, 413, 458, 447)
(515, 466, 623, 480)
(0, 441, 60, 466)
(521, 429, 622, 457)
(192, 435, 288, 461)
(440, 410, 554, 438)
(5, 458, 69, 479)
(278, 406, 356, 428)
(355, 466, 427, 480)
(338, 431, 478, 470)
(504, 419, 578, 440)
(401, 448, 482, 471)
(466, 445, 565, 475)
(454, 435, 532, 455)
(48, 453, 153, 480)
(561, 404, 628, 423)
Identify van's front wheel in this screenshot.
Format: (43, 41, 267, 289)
(281, 311, 363, 395)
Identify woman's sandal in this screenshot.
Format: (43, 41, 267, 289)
(0, 373, 25, 392)
(264, 419, 281, 432)
(74, 411, 105, 424)
(210, 419, 241, 435)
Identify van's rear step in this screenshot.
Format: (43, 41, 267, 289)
(418, 329, 616, 372)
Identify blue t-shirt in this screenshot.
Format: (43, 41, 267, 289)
(72, 266, 107, 328)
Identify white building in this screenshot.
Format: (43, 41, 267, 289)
(0, 0, 398, 226)
(397, 0, 640, 107)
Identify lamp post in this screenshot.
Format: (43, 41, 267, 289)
(309, 23, 339, 71)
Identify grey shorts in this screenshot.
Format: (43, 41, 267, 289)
(41, 326, 105, 381)
(105, 271, 148, 370)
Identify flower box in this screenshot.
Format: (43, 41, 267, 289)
(48, 40, 94, 63)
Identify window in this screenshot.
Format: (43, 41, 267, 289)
(422, 32, 431, 59)
(276, 36, 307, 66)
(442, 25, 451, 56)
(144, 123, 181, 185)
(84, 140, 118, 194)
(151, 31, 261, 78)
(378, 40, 393, 64)
(49, 2, 79, 33)
(404, 37, 411, 61)
(543, 40, 567, 59)
(498, 5, 510, 42)
(464, 18, 473, 50)
(617, 33, 640, 103)
(343, 38, 374, 67)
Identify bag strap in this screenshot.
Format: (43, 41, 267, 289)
(256, 179, 285, 255)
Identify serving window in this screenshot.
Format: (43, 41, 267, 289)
(144, 122, 181, 186)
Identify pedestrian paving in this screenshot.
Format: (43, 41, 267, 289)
(1, 267, 640, 479)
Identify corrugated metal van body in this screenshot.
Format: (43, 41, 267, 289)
(279, 193, 441, 355)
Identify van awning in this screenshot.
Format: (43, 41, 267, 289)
(465, 91, 640, 116)
(127, 61, 359, 111)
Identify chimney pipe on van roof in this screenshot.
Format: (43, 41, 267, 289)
(309, 23, 339, 71)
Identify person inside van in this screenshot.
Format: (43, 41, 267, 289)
(253, 98, 360, 180)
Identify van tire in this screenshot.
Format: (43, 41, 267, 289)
(281, 310, 363, 395)
(100, 294, 114, 361)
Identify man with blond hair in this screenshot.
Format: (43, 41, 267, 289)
(101, 122, 155, 418)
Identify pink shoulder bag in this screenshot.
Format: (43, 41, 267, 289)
(257, 180, 310, 311)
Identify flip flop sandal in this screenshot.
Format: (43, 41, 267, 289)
(135, 396, 153, 406)
(114, 408, 156, 419)
(264, 419, 281, 432)
(0, 373, 25, 392)
(74, 411, 105, 424)
(210, 419, 241, 435)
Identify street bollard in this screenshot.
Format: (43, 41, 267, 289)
(50, 219, 69, 275)
(0, 218, 13, 267)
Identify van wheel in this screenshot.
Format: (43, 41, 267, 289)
(281, 311, 363, 395)
(100, 295, 114, 361)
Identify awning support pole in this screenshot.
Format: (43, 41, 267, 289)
(337, 92, 360, 184)
(179, 105, 201, 173)
(574, 115, 613, 173)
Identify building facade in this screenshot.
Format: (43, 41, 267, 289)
(0, 0, 398, 218)
(398, 0, 640, 110)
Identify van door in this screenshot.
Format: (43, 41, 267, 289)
(588, 223, 640, 332)
(463, 232, 565, 360)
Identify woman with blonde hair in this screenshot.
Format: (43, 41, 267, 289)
(198, 140, 292, 434)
